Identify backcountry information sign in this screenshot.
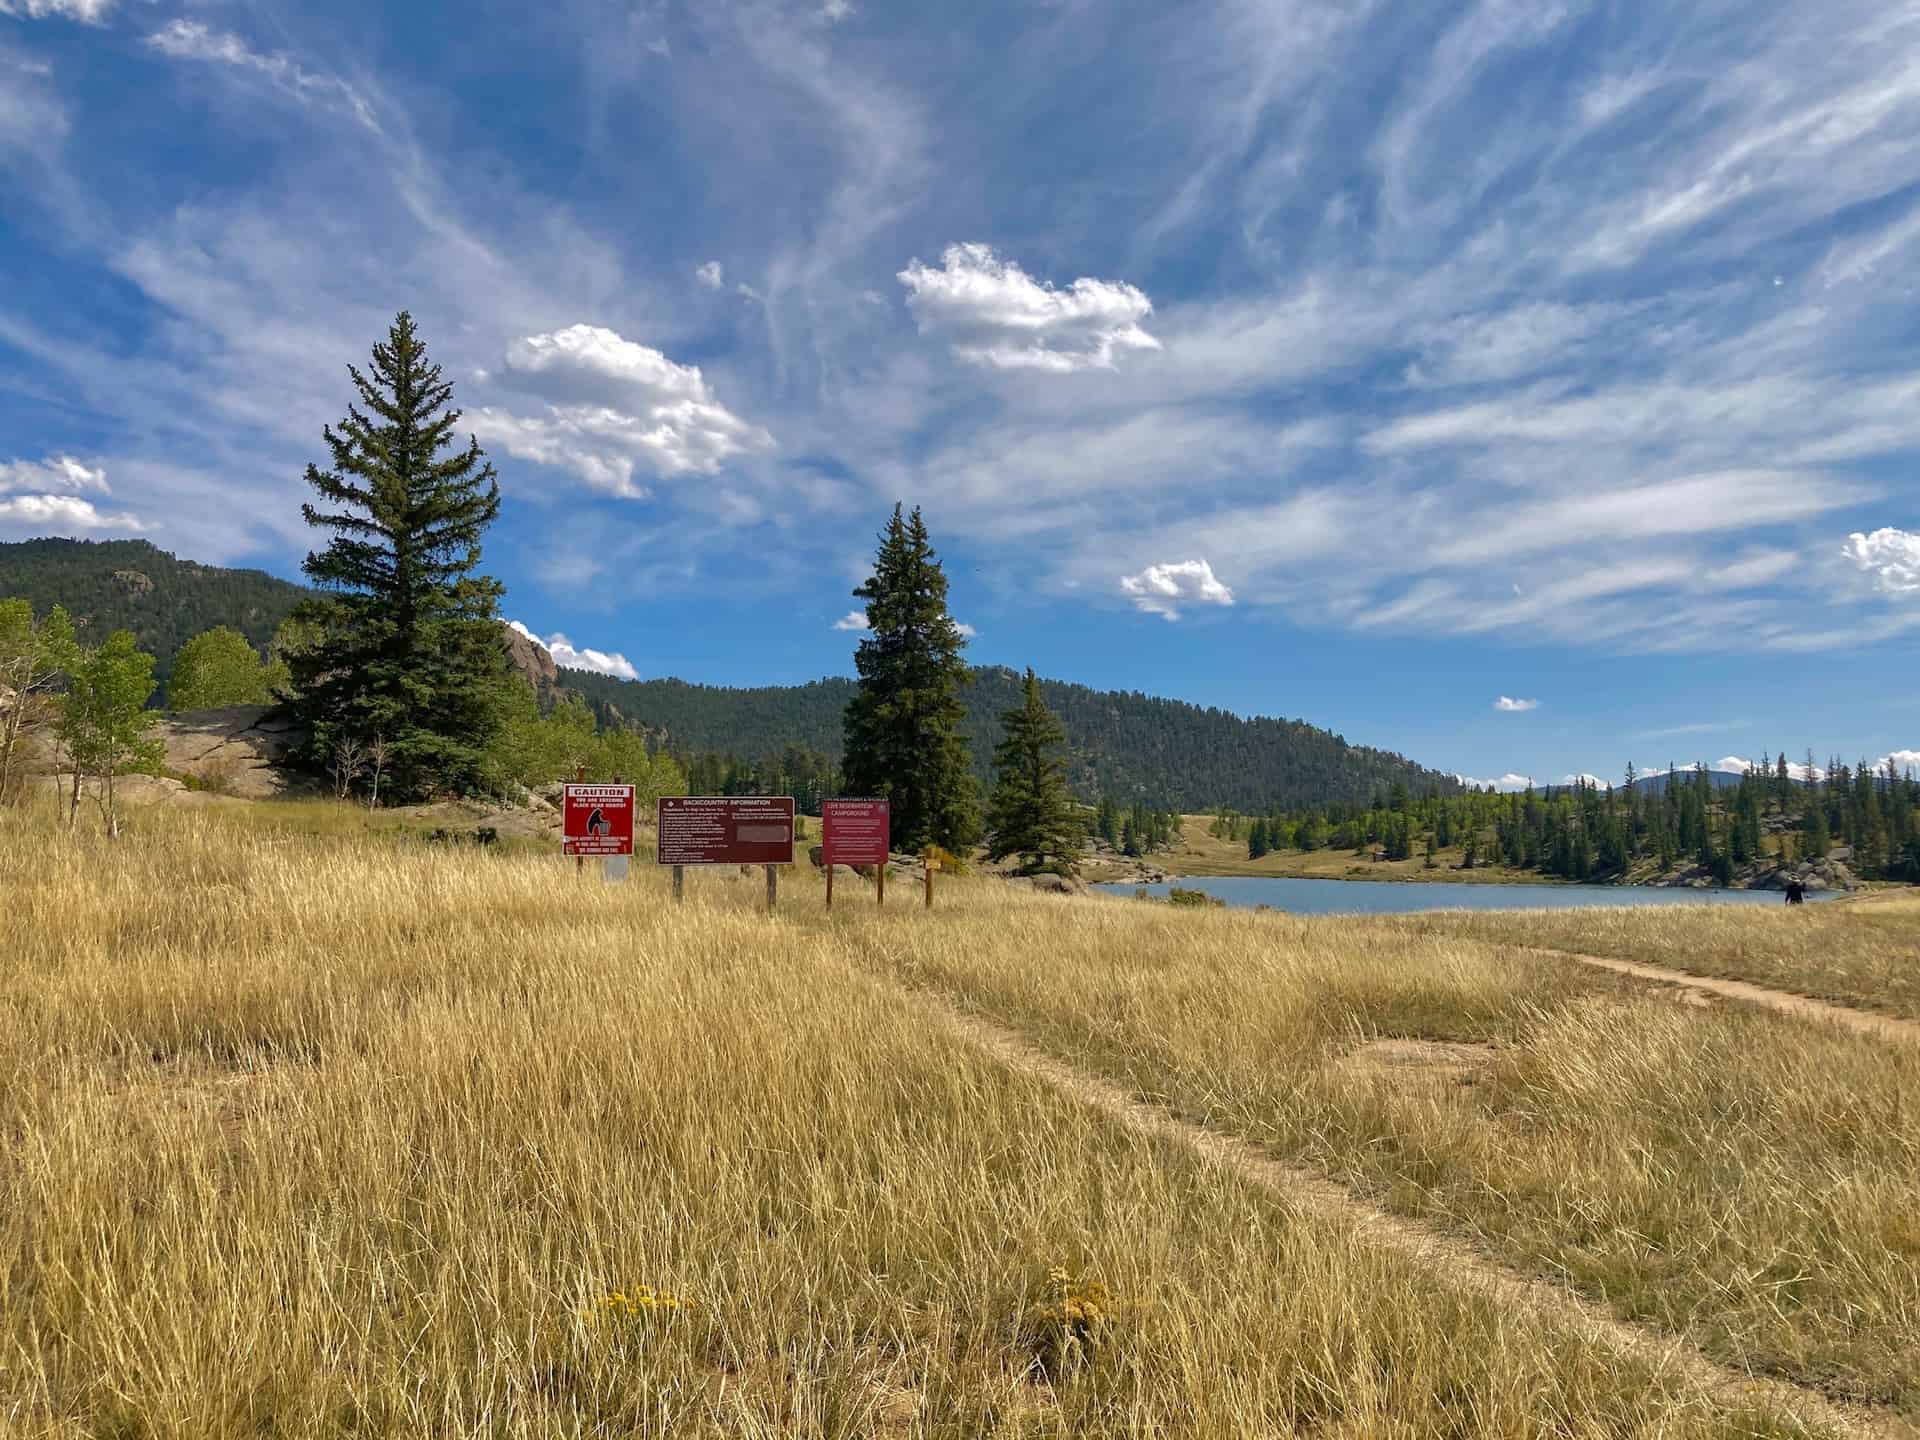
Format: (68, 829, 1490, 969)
(822, 798, 889, 867)
(563, 783, 635, 856)
(657, 796, 795, 866)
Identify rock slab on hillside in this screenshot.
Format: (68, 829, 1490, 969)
(503, 623, 560, 692)
(163, 705, 305, 798)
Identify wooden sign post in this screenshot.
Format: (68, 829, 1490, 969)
(924, 853, 937, 909)
(573, 764, 585, 876)
(672, 866, 685, 903)
(656, 796, 795, 915)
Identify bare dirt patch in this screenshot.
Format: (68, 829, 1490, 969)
(1336, 1038, 1496, 1087)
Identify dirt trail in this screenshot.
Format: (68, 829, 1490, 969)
(936, 1004, 1914, 1439)
(1517, 947, 1920, 1044)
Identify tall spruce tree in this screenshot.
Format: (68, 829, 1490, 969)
(985, 668, 1081, 872)
(841, 504, 979, 852)
(289, 312, 506, 801)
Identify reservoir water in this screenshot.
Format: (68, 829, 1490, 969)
(1093, 876, 1836, 915)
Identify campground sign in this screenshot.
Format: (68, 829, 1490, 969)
(822, 798, 889, 867)
(562, 783, 635, 856)
(656, 795, 796, 866)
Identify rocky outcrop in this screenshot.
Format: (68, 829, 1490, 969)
(162, 705, 305, 798)
(503, 623, 560, 692)
(1754, 858, 1858, 892)
(1028, 872, 1089, 896)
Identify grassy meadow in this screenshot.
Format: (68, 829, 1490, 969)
(1376, 896, 1920, 1018)
(3, 800, 1915, 1437)
(1150, 813, 1563, 883)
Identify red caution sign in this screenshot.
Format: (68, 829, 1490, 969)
(563, 783, 636, 856)
(656, 796, 795, 866)
(822, 798, 889, 868)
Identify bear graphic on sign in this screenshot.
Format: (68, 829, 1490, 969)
(586, 807, 610, 837)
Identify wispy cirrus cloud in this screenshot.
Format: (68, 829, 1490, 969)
(1493, 696, 1538, 712)
(0, 0, 111, 21)
(145, 20, 381, 133)
(5, 0, 1920, 680)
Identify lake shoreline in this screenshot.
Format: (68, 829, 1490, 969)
(1094, 874, 1838, 915)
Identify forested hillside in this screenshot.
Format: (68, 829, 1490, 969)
(563, 665, 1461, 812)
(2, 538, 1461, 811)
(0, 539, 305, 683)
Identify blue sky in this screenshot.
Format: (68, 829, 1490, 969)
(2, 0, 1917, 789)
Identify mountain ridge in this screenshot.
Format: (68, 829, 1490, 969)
(1, 536, 1463, 811)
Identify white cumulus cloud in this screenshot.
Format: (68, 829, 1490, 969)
(0, 495, 144, 531)
(0, 0, 112, 20)
(1493, 696, 1539, 712)
(473, 324, 772, 495)
(0, 457, 141, 532)
(0, 455, 110, 494)
(1713, 755, 1828, 781)
(832, 611, 869, 631)
(1842, 527, 1920, 594)
(505, 620, 638, 681)
(695, 261, 724, 289)
(1119, 559, 1234, 621)
(898, 242, 1160, 373)
(954, 621, 977, 639)
(1454, 772, 1536, 792)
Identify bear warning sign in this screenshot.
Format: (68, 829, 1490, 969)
(563, 783, 636, 856)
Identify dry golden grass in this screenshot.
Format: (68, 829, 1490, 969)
(1374, 892, 1920, 1018)
(859, 891, 1920, 1417)
(0, 801, 1902, 1436)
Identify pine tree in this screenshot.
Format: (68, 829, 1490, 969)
(985, 668, 1081, 872)
(840, 504, 979, 852)
(288, 312, 506, 801)
(1248, 817, 1270, 859)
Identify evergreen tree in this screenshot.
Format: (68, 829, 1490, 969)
(1248, 817, 1270, 859)
(288, 312, 506, 802)
(985, 668, 1081, 872)
(167, 626, 286, 711)
(841, 505, 979, 852)
(1094, 795, 1119, 847)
